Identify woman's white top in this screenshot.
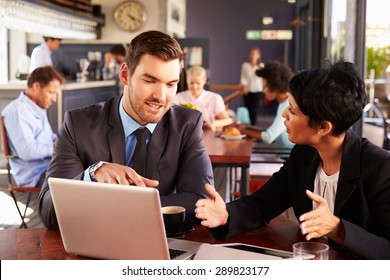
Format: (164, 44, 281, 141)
(313, 164, 339, 214)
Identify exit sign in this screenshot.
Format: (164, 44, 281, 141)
(246, 30, 293, 40)
(246, 30, 262, 40)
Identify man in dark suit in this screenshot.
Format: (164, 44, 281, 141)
(195, 61, 390, 259)
(38, 31, 213, 229)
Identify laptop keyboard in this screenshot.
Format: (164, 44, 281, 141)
(169, 248, 187, 259)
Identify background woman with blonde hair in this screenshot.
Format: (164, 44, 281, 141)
(174, 65, 231, 128)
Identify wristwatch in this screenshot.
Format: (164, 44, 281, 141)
(89, 161, 106, 182)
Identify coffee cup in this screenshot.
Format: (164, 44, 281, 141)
(161, 206, 186, 233)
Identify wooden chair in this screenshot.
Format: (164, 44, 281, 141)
(1, 116, 41, 228)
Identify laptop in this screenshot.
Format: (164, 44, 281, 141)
(48, 177, 202, 260)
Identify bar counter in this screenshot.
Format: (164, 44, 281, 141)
(0, 79, 117, 91)
(0, 79, 118, 130)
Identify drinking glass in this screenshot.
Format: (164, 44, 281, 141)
(293, 242, 329, 260)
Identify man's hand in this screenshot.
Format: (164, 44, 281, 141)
(299, 190, 345, 243)
(94, 162, 159, 187)
(195, 184, 229, 228)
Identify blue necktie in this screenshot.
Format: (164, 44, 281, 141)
(132, 128, 150, 176)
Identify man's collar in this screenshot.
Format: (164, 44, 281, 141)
(119, 96, 157, 137)
(20, 91, 46, 117)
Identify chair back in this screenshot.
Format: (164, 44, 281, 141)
(1, 116, 15, 186)
(1, 116, 11, 158)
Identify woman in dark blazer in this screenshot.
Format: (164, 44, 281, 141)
(195, 61, 390, 259)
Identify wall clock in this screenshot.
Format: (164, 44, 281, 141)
(113, 1, 147, 32)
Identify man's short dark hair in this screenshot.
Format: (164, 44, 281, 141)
(27, 66, 64, 88)
(255, 61, 293, 93)
(43, 36, 62, 42)
(289, 61, 367, 135)
(125, 30, 183, 75)
(110, 44, 126, 57)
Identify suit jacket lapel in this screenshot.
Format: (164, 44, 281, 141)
(107, 97, 126, 165)
(146, 114, 168, 177)
(334, 130, 359, 215)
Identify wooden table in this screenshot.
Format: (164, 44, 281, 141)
(0, 215, 348, 260)
(203, 128, 254, 196)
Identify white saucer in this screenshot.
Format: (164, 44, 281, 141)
(221, 134, 246, 140)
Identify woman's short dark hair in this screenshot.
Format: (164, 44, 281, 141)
(255, 61, 293, 93)
(289, 61, 367, 135)
(27, 66, 64, 88)
(125, 30, 183, 75)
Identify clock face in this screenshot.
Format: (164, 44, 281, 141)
(114, 1, 147, 32)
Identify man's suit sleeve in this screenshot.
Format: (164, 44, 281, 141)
(159, 113, 213, 223)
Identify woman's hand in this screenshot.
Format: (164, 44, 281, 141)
(299, 190, 345, 243)
(195, 184, 229, 228)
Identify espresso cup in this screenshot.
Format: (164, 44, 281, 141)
(161, 206, 186, 233)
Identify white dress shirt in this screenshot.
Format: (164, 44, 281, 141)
(1, 92, 55, 186)
(240, 62, 264, 93)
(29, 42, 53, 73)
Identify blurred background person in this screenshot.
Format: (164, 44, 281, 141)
(1, 66, 63, 187)
(29, 37, 62, 73)
(174, 65, 232, 130)
(239, 47, 264, 126)
(101, 44, 127, 96)
(236, 61, 294, 150)
(104, 44, 126, 66)
(102, 44, 126, 80)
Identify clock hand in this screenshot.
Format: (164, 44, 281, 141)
(127, 13, 141, 23)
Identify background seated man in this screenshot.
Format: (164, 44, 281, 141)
(2, 66, 63, 187)
(174, 65, 232, 131)
(38, 31, 213, 229)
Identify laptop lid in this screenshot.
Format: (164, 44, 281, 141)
(48, 177, 200, 260)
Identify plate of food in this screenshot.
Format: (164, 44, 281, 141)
(221, 127, 246, 140)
